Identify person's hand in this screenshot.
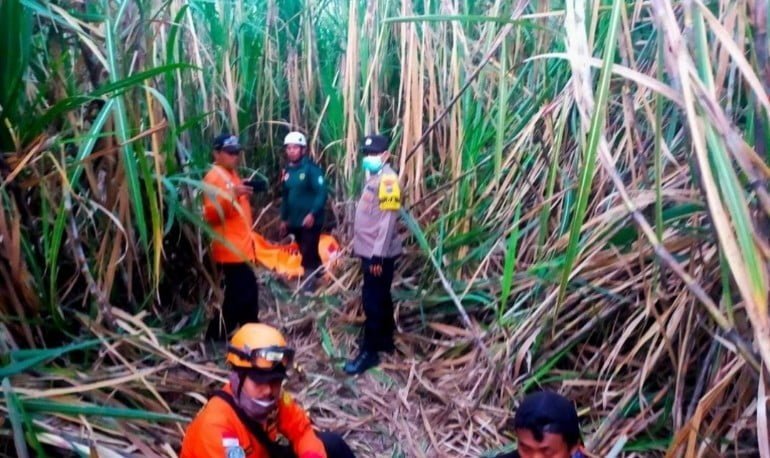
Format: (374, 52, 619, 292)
(234, 184, 254, 197)
(302, 213, 315, 228)
(369, 257, 383, 277)
(279, 221, 288, 238)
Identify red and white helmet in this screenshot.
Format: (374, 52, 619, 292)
(283, 131, 307, 147)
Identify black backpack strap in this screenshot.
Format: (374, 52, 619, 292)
(211, 390, 286, 457)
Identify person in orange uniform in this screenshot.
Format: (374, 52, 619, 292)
(181, 323, 356, 458)
(202, 133, 266, 341)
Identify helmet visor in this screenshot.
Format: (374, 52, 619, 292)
(228, 345, 295, 370)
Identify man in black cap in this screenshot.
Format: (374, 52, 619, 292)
(344, 133, 403, 375)
(201, 133, 266, 341)
(495, 391, 586, 458)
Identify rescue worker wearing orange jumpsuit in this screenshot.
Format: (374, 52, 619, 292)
(202, 134, 266, 341)
(181, 323, 356, 458)
(344, 134, 403, 375)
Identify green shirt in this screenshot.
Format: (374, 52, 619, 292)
(280, 156, 327, 228)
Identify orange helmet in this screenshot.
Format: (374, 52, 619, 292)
(226, 323, 295, 375)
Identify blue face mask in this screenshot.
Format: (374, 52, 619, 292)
(362, 155, 384, 173)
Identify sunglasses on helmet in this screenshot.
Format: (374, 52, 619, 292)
(228, 345, 295, 370)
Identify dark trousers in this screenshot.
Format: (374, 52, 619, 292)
(273, 431, 356, 458)
(205, 263, 259, 341)
(289, 226, 322, 276)
(361, 257, 396, 352)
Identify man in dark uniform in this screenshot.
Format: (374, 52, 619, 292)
(494, 391, 586, 458)
(344, 134, 403, 375)
(279, 131, 327, 292)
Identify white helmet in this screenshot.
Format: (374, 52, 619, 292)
(283, 131, 307, 147)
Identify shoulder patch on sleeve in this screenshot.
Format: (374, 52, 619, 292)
(281, 391, 293, 406)
(222, 437, 239, 447)
(378, 175, 401, 210)
(225, 445, 246, 458)
(222, 432, 246, 458)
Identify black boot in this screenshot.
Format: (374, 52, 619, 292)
(343, 350, 380, 375)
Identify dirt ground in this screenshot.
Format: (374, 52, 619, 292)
(191, 271, 515, 458)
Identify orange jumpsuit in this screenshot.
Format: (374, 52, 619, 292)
(202, 165, 257, 264)
(180, 384, 326, 458)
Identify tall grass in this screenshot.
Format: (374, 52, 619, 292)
(1, 0, 769, 456)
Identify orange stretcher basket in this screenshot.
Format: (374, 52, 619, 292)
(251, 232, 340, 278)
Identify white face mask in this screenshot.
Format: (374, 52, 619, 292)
(250, 397, 276, 411)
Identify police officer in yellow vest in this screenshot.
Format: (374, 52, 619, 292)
(344, 134, 403, 375)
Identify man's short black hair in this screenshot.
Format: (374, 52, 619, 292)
(511, 391, 581, 446)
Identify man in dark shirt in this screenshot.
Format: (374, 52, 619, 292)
(494, 391, 586, 458)
(279, 131, 327, 292)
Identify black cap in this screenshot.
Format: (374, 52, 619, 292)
(361, 134, 389, 155)
(510, 391, 581, 445)
(213, 133, 242, 152)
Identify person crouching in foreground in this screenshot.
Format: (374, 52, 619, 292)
(181, 323, 356, 458)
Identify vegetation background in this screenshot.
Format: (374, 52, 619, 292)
(1, 0, 769, 456)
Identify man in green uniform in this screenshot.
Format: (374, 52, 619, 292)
(344, 134, 403, 375)
(279, 131, 327, 292)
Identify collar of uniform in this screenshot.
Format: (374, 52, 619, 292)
(377, 164, 393, 175)
(288, 155, 310, 169)
(212, 164, 240, 184)
(213, 163, 237, 175)
(367, 167, 389, 184)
